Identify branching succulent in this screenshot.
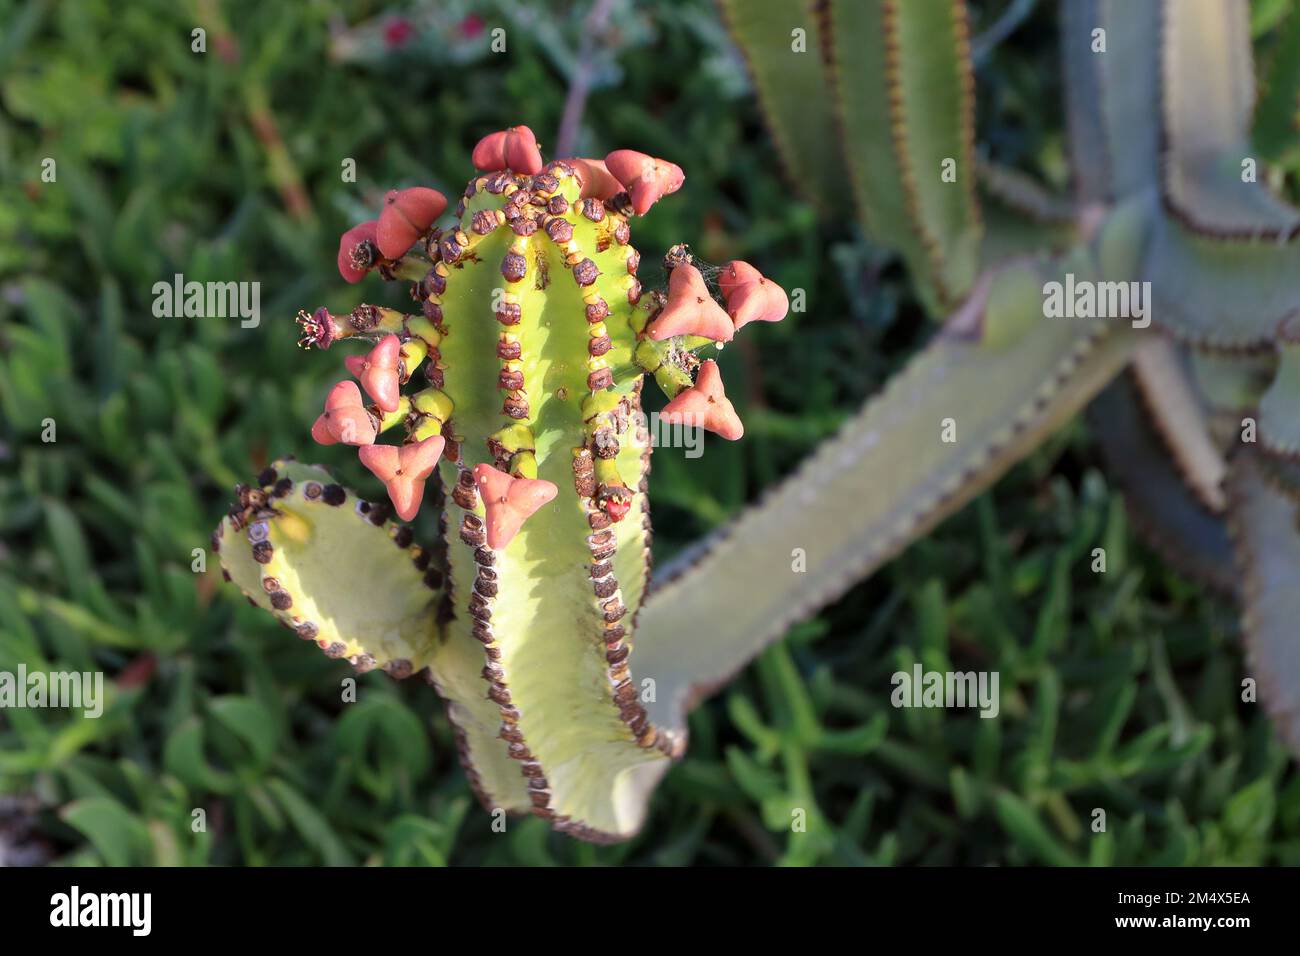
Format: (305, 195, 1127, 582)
(718, 0, 1300, 754)
(216, 129, 788, 840)
(217, 0, 1300, 842)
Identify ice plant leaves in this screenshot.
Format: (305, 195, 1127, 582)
(216, 460, 442, 676)
(1253, 3, 1300, 163)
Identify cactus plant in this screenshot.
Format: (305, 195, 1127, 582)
(218, 0, 1300, 842)
(717, 0, 1300, 751)
(217, 131, 789, 840)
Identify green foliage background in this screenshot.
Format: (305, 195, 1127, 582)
(0, 0, 1296, 866)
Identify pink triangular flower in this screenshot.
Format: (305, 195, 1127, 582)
(719, 260, 789, 330)
(471, 126, 544, 175)
(660, 360, 743, 441)
(345, 334, 402, 413)
(562, 157, 622, 200)
(311, 381, 377, 446)
(358, 436, 446, 521)
(604, 149, 684, 215)
(717, 260, 763, 298)
(473, 464, 558, 550)
(646, 265, 734, 342)
(376, 187, 447, 259)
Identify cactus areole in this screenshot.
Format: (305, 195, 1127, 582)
(215, 127, 787, 841)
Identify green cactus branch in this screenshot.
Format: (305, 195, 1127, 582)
(1061, 0, 1162, 204)
(1230, 453, 1300, 755)
(724, 0, 982, 313)
(635, 258, 1138, 744)
(216, 460, 444, 675)
(1148, 0, 1300, 349)
(716, 0, 847, 215)
(664, 0, 1300, 780)
(827, 0, 982, 311)
(1128, 339, 1229, 514)
(1162, 0, 1293, 236)
(977, 160, 1085, 264)
(1088, 372, 1238, 596)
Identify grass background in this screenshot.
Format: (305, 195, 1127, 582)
(1, 0, 1297, 866)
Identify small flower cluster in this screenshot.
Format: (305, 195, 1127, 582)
(298, 125, 787, 546)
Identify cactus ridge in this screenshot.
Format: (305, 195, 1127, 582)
(402, 160, 673, 832)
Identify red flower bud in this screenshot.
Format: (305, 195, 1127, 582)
(337, 220, 380, 284)
(376, 187, 447, 259)
(472, 126, 544, 176)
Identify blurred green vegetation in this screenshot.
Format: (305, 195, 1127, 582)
(1, 0, 1297, 866)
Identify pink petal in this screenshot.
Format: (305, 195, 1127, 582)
(718, 260, 763, 298)
(646, 265, 734, 342)
(311, 414, 339, 446)
(357, 444, 400, 482)
(363, 367, 401, 413)
(472, 130, 509, 171)
(325, 380, 364, 410)
(326, 407, 377, 445)
(660, 360, 743, 441)
(376, 187, 446, 259)
(605, 149, 685, 215)
(359, 437, 445, 521)
(472, 464, 558, 549)
(472, 126, 543, 175)
(397, 435, 445, 480)
(562, 157, 623, 200)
